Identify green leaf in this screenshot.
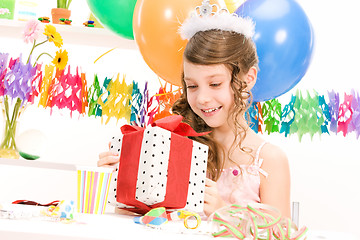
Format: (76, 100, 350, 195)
(66, 0, 72, 9)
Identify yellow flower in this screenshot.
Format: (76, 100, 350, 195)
(43, 25, 63, 48)
(52, 49, 68, 70)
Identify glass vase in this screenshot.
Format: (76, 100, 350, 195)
(0, 96, 23, 159)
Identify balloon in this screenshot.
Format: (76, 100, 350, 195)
(224, 0, 243, 13)
(16, 129, 47, 159)
(236, 0, 315, 102)
(87, 0, 137, 40)
(133, 0, 227, 86)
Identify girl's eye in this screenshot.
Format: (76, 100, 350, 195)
(186, 85, 197, 89)
(210, 83, 221, 87)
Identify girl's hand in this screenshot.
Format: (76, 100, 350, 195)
(204, 178, 227, 216)
(97, 151, 119, 168)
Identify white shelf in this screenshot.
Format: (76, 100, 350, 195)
(0, 157, 76, 171)
(0, 19, 137, 49)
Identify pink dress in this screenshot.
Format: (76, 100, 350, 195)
(216, 142, 268, 205)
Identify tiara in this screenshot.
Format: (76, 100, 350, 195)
(179, 0, 255, 40)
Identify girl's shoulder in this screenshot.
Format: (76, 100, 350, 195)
(259, 142, 287, 159)
(258, 142, 289, 173)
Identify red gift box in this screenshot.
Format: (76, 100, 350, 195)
(116, 115, 209, 214)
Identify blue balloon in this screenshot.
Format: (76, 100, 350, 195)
(235, 0, 315, 102)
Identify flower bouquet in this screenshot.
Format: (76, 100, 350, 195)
(0, 19, 68, 159)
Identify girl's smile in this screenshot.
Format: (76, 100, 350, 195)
(201, 106, 222, 113)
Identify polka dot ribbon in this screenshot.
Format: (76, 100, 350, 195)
(210, 203, 308, 240)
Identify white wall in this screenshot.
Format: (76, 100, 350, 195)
(1, 0, 360, 238)
(265, 0, 360, 236)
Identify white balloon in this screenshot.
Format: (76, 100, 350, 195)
(16, 129, 47, 157)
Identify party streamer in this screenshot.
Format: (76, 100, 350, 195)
(289, 90, 324, 141)
(348, 90, 360, 139)
(0, 53, 9, 96)
(262, 98, 281, 134)
(328, 90, 340, 133)
(38, 64, 55, 108)
(3, 55, 37, 105)
(49, 66, 86, 116)
(152, 82, 182, 122)
(337, 93, 353, 137)
(130, 80, 142, 125)
(2, 51, 360, 141)
(88, 74, 104, 117)
(98, 74, 133, 124)
(28, 65, 43, 104)
(318, 95, 331, 134)
(279, 95, 296, 137)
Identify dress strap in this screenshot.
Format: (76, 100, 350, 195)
(255, 141, 267, 161)
(255, 142, 268, 178)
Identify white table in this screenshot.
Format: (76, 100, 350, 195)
(0, 206, 358, 240)
(0, 159, 358, 240)
(0, 210, 212, 240)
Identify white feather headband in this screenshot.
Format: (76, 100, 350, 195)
(179, 0, 255, 40)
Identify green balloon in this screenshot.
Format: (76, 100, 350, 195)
(87, 0, 137, 40)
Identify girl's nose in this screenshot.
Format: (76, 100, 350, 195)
(197, 88, 211, 104)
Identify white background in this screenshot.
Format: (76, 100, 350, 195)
(0, 0, 359, 238)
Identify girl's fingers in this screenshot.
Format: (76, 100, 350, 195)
(205, 185, 217, 196)
(99, 151, 118, 160)
(203, 193, 212, 204)
(98, 152, 120, 167)
(205, 178, 218, 196)
(204, 188, 217, 202)
(204, 191, 209, 202)
(98, 157, 118, 166)
(205, 178, 216, 187)
(203, 198, 216, 217)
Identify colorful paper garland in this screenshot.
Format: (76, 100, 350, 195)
(250, 90, 360, 140)
(1, 51, 360, 140)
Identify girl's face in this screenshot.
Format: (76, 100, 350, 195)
(183, 59, 234, 129)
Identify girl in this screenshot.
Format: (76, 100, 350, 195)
(98, 4, 290, 218)
(172, 7, 291, 218)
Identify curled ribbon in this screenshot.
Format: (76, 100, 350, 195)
(168, 209, 201, 229)
(210, 203, 308, 240)
(133, 207, 201, 229)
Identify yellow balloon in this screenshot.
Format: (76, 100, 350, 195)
(224, 0, 243, 13)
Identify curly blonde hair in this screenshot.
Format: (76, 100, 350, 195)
(172, 30, 259, 181)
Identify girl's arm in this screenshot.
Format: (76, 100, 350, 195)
(259, 144, 291, 219)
